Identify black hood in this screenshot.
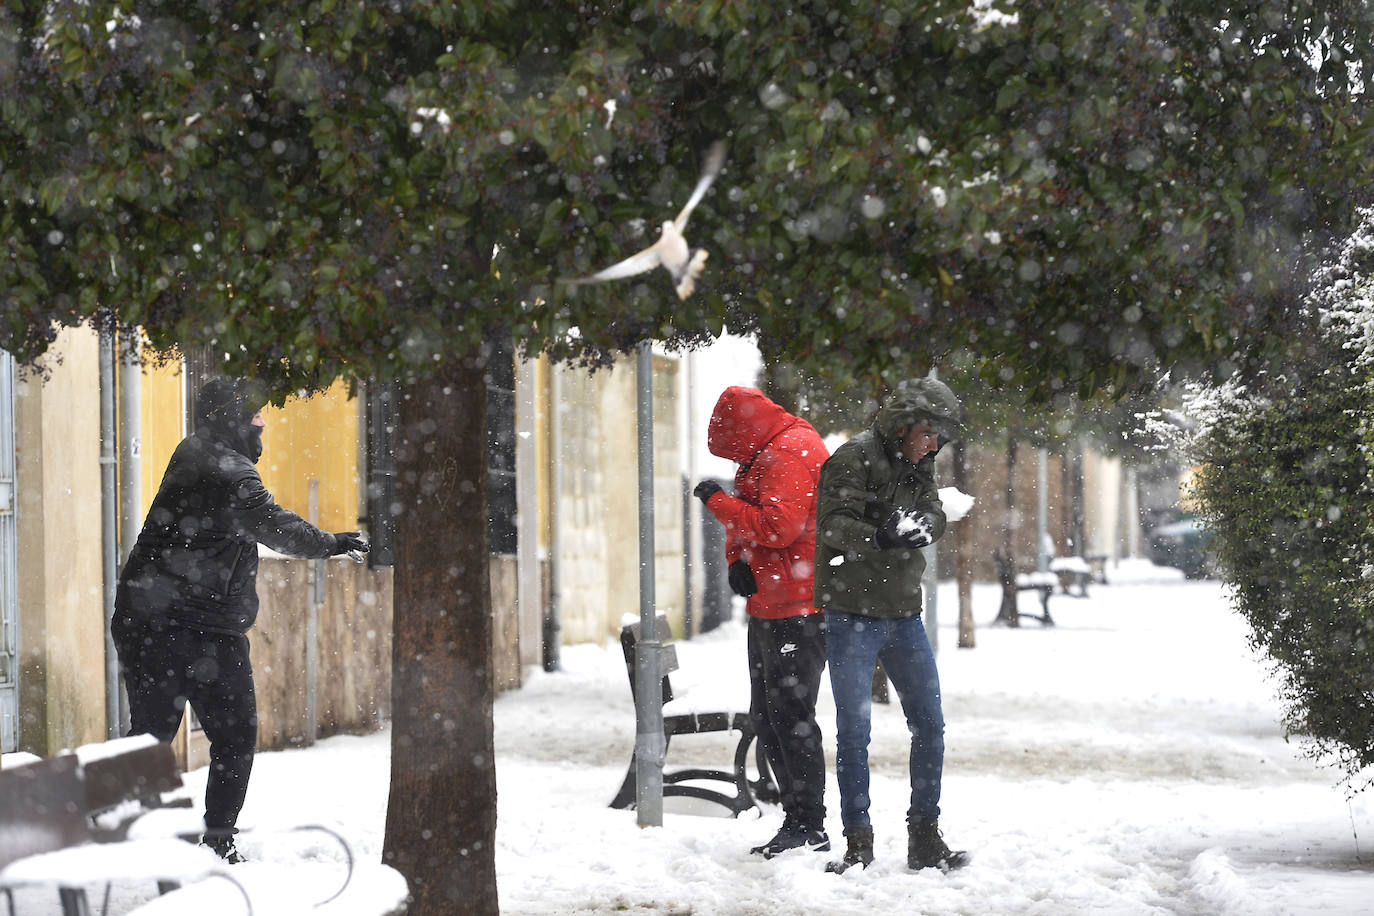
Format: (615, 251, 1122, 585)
(195, 377, 268, 463)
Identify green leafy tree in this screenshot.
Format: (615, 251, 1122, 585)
(4, 0, 1373, 911)
(1186, 212, 1374, 788)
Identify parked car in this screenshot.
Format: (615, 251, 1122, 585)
(1147, 515, 1216, 578)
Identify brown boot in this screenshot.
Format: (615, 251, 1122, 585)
(825, 826, 875, 874)
(907, 818, 968, 871)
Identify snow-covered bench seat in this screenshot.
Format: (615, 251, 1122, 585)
(0, 740, 246, 916)
(1049, 555, 1094, 597)
(1, 738, 408, 915)
(2, 834, 251, 916)
(609, 615, 776, 816)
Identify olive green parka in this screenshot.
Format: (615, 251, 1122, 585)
(813, 378, 965, 618)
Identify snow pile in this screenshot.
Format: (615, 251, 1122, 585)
(1186, 848, 1283, 916)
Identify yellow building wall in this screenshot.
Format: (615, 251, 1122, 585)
(133, 364, 360, 534)
(137, 355, 186, 517)
(258, 379, 360, 533)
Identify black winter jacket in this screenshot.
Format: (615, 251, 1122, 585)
(115, 419, 339, 636)
(813, 377, 965, 618)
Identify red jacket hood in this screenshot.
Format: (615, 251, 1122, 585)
(707, 387, 796, 465)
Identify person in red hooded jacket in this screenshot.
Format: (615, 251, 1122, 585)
(693, 386, 831, 858)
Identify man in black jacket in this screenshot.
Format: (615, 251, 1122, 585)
(112, 377, 367, 863)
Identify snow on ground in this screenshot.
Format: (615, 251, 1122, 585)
(489, 562, 1374, 916)
(11, 560, 1374, 915)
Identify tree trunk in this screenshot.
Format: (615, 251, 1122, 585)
(994, 436, 1020, 627)
(1069, 440, 1085, 557)
(383, 359, 498, 916)
(952, 440, 976, 649)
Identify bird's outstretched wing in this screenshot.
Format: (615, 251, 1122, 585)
(672, 141, 727, 232)
(560, 239, 665, 286)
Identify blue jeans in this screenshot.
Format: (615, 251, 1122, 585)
(826, 610, 944, 830)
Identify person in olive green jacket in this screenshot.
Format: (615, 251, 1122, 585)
(813, 377, 969, 875)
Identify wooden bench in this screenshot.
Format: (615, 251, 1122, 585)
(1, 754, 92, 916)
(2, 737, 404, 916)
(81, 737, 189, 841)
(609, 617, 776, 816)
(0, 737, 255, 916)
(993, 550, 1056, 626)
(1049, 555, 1093, 597)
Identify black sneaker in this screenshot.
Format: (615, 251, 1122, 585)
(754, 822, 830, 859)
(202, 834, 247, 865)
(798, 825, 831, 854)
(750, 816, 799, 857)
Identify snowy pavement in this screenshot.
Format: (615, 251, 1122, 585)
(487, 563, 1373, 916)
(11, 561, 1374, 914)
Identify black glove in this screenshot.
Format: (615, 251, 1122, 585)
(693, 480, 723, 504)
(727, 560, 757, 597)
(874, 511, 933, 550)
(332, 531, 370, 557)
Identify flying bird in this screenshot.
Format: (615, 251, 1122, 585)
(560, 141, 726, 300)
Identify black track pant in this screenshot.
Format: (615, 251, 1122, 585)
(112, 616, 258, 832)
(747, 613, 827, 830)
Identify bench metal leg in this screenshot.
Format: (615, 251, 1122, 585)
(58, 888, 91, 916)
(611, 735, 685, 811)
(749, 734, 779, 805)
(659, 729, 760, 816)
(609, 751, 640, 810)
(611, 725, 772, 817)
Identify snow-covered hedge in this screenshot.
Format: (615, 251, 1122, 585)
(1185, 209, 1374, 790)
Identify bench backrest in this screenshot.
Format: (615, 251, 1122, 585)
(0, 754, 90, 870)
(81, 741, 182, 815)
(619, 616, 674, 705)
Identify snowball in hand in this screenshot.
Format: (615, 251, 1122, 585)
(895, 511, 933, 541)
(938, 486, 976, 521)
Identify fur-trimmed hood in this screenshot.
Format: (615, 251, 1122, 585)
(873, 377, 965, 451)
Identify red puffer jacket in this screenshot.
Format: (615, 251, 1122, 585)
(701, 387, 829, 619)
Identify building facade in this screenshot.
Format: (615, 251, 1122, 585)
(2, 329, 1168, 763)
(2, 328, 690, 765)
